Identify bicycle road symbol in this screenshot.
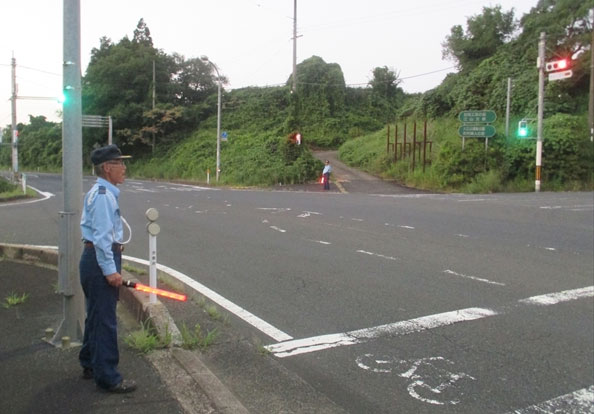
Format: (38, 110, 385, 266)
(356, 354, 476, 406)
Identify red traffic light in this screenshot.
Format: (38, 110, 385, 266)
(545, 59, 569, 72)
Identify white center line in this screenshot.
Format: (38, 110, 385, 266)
(356, 250, 398, 261)
(443, 269, 505, 286)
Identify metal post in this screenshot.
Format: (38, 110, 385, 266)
(216, 77, 221, 182)
(589, 8, 594, 142)
(394, 124, 398, 162)
(108, 116, 112, 145)
(386, 124, 390, 154)
(403, 121, 407, 158)
(412, 121, 417, 171)
(505, 77, 512, 138)
(423, 120, 427, 173)
(54, 0, 85, 346)
(536, 32, 546, 192)
(152, 60, 156, 153)
(149, 232, 157, 304)
(145, 208, 160, 304)
(292, 0, 297, 93)
(200, 56, 222, 182)
(11, 55, 18, 182)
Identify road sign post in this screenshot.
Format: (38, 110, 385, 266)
(457, 110, 497, 151)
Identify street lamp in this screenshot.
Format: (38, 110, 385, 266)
(200, 55, 222, 182)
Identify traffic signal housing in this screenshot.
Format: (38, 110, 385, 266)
(517, 120, 530, 138)
(545, 58, 569, 72)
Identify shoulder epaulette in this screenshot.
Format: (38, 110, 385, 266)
(98, 186, 106, 194)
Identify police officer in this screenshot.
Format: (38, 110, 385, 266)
(78, 144, 136, 393)
(322, 160, 332, 190)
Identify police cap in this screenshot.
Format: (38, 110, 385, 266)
(90, 144, 132, 165)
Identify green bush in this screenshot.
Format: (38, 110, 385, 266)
(0, 178, 17, 193)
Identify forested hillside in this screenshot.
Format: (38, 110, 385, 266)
(2, 0, 592, 191)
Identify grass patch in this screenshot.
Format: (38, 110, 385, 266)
(122, 263, 147, 275)
(179, 322, 218, 350)
(124, 320, 171, 354)
(3, 292, 30, 308)
(0, 181, 37, 202)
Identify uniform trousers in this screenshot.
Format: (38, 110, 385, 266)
(78, 245, 122, 389)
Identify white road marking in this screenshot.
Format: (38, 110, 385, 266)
(399, 225, 415, 229)
(297, 211, 322, 218)
(357, 354, 475, 405)
(270, 226, 286, 233)
(506, 385, 594, 413)
(122, 255, 293, 342)
(266, 286, 593, 358)
(170, 183, 217, 191)
(351, 218, 364, 222)
(443, 269, 506, 286)
(519, 286, 594, 306)
(266, 307, 496, 358)
(257, 207, 291, 213)
(456, 234, 470, 238)
(356, 250, 398, 261)
(0, 186, 54, 207)
(310, 240, 331, 245)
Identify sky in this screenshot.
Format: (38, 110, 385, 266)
(1, 0, 539, 127)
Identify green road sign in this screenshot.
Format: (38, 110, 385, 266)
(458, 110, 497, 123)
(458, 124, 496, 138)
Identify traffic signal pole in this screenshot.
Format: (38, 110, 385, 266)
(535, 32, 545, 192)
(53, 0, 85, 346)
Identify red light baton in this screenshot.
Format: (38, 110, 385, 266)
(123, 280, 187, 302)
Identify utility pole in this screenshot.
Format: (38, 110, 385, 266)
(535, 32, 545, 192)
(292, 0, 297, 93)
(10, 54, 18, 182)
(588, 9, 594, 142)
(152, 59, 156, 153)
(54, 0, 85, 346)
(505, 77, 512, 138)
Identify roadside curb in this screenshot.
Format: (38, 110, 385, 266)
(0, 242, 249, 414)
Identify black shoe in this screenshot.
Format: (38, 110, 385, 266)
(103, 379, 137, 393)
(82, 367, 93, 380)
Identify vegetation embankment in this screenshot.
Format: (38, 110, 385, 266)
(0, 178, 36, 201)
(1, 1, 592, 192)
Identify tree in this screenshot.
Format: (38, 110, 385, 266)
(133, 18, 153, 46)
(82, 20, 174, 152)
(442, 6, 516, 71)
(170, 54, 218, 105)
(368, 66, 403, 121)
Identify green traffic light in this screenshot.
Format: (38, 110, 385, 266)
(58, 91, 67, 104)
(517, 120, 529, 138)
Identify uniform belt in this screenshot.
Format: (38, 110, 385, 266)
(83, 241, 124, 252)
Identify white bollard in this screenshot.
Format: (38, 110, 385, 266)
(145, 208, 160, 304)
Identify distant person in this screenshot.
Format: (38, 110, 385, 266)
(79, 144, 136, 393)
(322, 160, 332, 190)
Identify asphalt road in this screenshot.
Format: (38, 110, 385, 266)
(1, 172, 593, 413)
